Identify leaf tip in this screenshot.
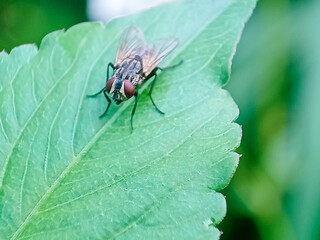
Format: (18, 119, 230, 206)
(40, 28, 65, 46)
(1, 49, 7, 54)
(6, 44, 38, 62)
(66, 21, 105, 34)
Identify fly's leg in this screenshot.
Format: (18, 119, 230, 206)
(87, 62, 115, 97)
(145, 60, 183, 81)
(131, 92, 139, 132)
(107, 62, 115, 81)
(157, 60, 183, 72)
(145, 60, 183, 114)
(87, 87, 106, 97)
(148, 73, 164, 114)
(99, 90, 112, 118)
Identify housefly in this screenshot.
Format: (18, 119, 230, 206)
(87, 26, 182, 131)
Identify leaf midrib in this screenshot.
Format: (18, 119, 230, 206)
(36, 95, 217, 214)
(22, 99, 225, 240)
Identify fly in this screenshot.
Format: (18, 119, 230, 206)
(87, 26, 182, 131)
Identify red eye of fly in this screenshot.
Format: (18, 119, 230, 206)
(106, 77, 115, 93)
(124, 80, 135, 98)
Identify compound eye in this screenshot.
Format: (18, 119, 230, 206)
(124, 80, 135, 98)
(106, 77, 116, 93)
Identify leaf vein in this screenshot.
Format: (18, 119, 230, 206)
(0, 30, 93, 190)
(44, 96, 68, 185)
(19, 120, 39, 218)
(111, 108, 223, 238)
(70, 30, 123, 155)
(38, 96, 220, 214)
(31, 69, 38, 104)
(0, 118, 10, 143)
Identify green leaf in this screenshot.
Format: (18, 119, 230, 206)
(0, 0, 255, 239)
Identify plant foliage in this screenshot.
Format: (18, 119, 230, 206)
(0, 0, 255, 239)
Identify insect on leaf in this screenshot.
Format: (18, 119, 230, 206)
(0, 0, 256, 239)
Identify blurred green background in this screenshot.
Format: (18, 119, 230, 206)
(1, 0, 319, 239)
(222, 0, 320, 239)
(0, 0, 87, 52)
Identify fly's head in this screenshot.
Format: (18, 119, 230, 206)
(106, 77, 135, 104)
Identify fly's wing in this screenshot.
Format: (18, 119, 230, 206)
(141, 38, 178, 77)
(114, 26, 147, 66)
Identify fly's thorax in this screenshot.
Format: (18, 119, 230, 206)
(116, 57, 143, 83)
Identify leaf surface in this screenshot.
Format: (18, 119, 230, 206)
(0, 0, 255, 239)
